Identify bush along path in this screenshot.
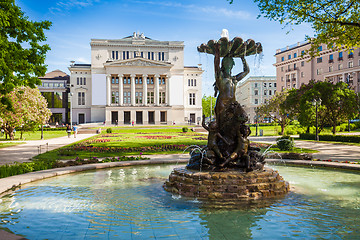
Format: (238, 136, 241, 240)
(0, 156, 149, 179)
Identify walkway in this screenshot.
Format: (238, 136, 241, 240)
(249, 136, 360, 162)
(0, 133, 96, 166)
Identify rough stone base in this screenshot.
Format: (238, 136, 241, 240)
(163, 167, 289, 201)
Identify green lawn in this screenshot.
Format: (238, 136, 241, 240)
(0, 130, 67, 141)
(249, 125, 281, 136)
(0, 142, 25, 148)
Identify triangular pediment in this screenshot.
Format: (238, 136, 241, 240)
(104, 58, 172, 67)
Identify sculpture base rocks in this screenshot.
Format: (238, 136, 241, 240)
(164, 167, 289, 201)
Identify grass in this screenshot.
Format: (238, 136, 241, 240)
(0, 130, 67, 141)
(0, 142, 25, 149)
(268, 146, 318, 153)
(249, 125, 281, 136)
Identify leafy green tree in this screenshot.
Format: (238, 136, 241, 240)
(228, 0, 360, 56)
(0, 86, 52, 140)
(285, 80, 359, 134)
(256, 91, 293, 135)
(0, 0, 51, 109)
(202, 95, 216, 118)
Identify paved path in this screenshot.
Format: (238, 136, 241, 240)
(0, 134, 96, 165)
(249, 136, 360, 162)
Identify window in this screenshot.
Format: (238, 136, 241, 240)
(78, 92, 85, 105)
(281, 67, 283, 72)
(124, 77, 131, 84)
(77, 77, 79, 85)
(316, 68, 322, 75)
(317, 57, 322, 63)
(83, 77, 86, 85)
(191, 79, 193, 86)
(281, 56, 284, 61)
(301, 50, 305, 56)
(318, 46, 322, 52)
(193, 79, 196, 86)
(338, 64, 343, 70)
(281, 77, 284, 82)
(135, 92, 143, 104)
(339, 52, 343, 60)
(264, 90, 267, 95)
(159, 92, 166, 104)
(255, 99, 258, 104)
(293, 63, 296, 69)
(349, 50, 354, 58)
(301, 61, 304, 67)
(254, 90, 258, 95)
(123, 51, 129, 59)
(254, 83, 258, 87)
(147, 92, 154, 104)
(274, 83, 277, 87)
(188, 79, 190, 86)
(189, 93, 196, 105)
(329, 54, 333, 61)
(294, 53, 297, 58)
(348, 61, 353, 68)
(112, 91, 119, 104)
(123, 91, 131, 104)
(161, 77, 166, 85)
(147, 77, 154, 84)
(329, 66, 333, 72)
(111, 77, 115, 84)
(269, 90, 272, 95)
(288, 54, 291, 60)
(269, 83, 272, 87)
(301, 72, 304, 77)
(263, 82, 267, 87)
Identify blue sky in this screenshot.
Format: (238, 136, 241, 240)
(18, 0, 314, 96)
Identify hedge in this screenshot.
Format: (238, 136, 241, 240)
(299, 133, 360, 143)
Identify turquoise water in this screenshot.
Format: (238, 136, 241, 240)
(1, 164, 360, 239)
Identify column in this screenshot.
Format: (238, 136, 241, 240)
(119, 75, 123, 105)
(131, 74, 136, 106)
(143, 74, 148, 106)
(165, 75, 170, 105)
(155, 74, 160, 106)
(106, 74, 111, 106)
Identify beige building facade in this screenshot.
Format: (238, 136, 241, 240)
(236, 76, 277, 123)
(68, 33, 202, 125)
(274, 41, 360, 92)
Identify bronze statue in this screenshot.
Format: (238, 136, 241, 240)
(187, 32, 263, 171)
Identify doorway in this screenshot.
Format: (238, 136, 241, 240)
(78, 113, 85, 124)
(148, 111, 155, 124)
(111, 111, 118, 125)
(136, 111, 143, 124)
(124, 111, 131, 124)
(190, 113, 195, 123)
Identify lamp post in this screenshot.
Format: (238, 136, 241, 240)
(69, 92, 73, 130)
(312, 99, 321, 141)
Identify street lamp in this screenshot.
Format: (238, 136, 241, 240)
(312, 99, 322, 141)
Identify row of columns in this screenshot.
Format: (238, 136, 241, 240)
(106, 74, 169, 106)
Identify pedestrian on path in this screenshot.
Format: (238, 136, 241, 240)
(66, 124, 71, 138)
(72, 125, 78, 138)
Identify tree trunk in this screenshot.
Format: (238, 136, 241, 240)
(5, 126, 14, 140)
(306, 126, 310, 133)
(332, 124, 336, 135)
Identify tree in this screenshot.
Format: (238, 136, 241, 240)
(228, 0, 360, 56)
(256, 91, 293, 135)
(202, 95, 216, 118)
(0, 86, 51, 140)
(285, 80, 359, 134)
(0, 0, 51, 109)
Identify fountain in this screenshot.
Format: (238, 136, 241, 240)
(164, 30, 289, 201)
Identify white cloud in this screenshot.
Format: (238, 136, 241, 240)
(49, 0, 100, 14)
(134, 1, 253, 20)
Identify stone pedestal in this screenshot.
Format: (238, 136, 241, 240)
(164, 167, 289, 201)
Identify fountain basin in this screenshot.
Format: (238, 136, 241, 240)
(164, 167, 289, 200)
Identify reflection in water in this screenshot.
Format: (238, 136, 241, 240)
(0, 165, 360, 239)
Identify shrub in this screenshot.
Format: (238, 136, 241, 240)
(106, 128, 112, 133)
(182, 127, 189, 132)
(276, 136, 294, 151)
(299, 133, 360, 143)
(57, 149, 77, 156)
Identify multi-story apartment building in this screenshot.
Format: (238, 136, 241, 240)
(68, 32, 203, 125)
(236, 76, 277, 123)
(274, 41, 360, 92)
(38, 70, 70, 124)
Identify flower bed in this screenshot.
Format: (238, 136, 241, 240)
(137, 135, 174, 139)
(312, 159, 360, 164)
(68, 144, 196, 153)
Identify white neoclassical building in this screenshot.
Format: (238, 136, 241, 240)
(68, 33, 203, 125)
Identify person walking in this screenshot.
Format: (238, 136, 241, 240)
(66, 124, 71, 138)
(72, 124, 78, 138)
